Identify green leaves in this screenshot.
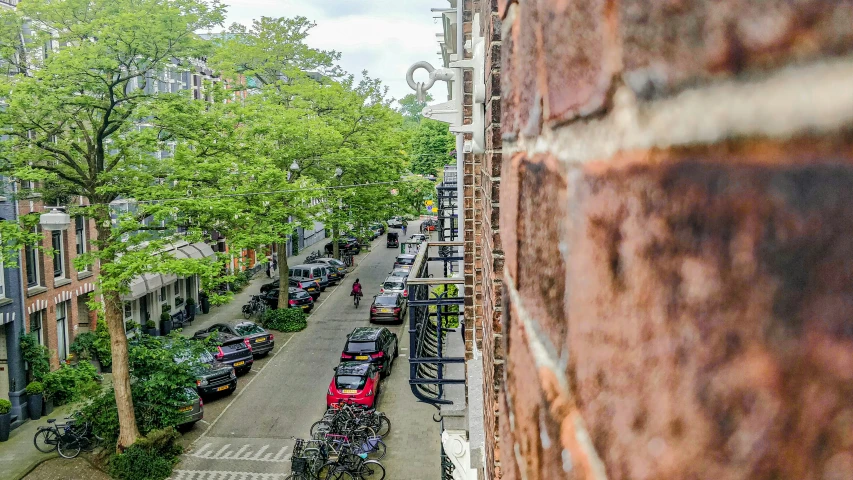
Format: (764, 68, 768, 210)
(408, 119, 456, 176)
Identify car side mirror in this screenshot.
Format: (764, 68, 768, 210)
(333, 366, 338, 371)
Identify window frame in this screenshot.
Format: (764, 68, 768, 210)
(24, 228, 40, 287)
(75, 216, 89, 272)
(51, 230, 66, 279)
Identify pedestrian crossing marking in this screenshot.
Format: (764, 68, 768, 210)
(190, 442, 290, 462)
(171, 471, 288, 480)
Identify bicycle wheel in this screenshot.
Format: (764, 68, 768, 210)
(374, 416, 390, 437)
(242, 307, 252, 319)
(310, 420, 333, 439)
(57, 435, 82, 459)
(284, 474, 311, 480)
(359, 460, 386, 480)
(33, 428, 58, 453)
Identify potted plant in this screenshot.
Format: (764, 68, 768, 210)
(43, 391, 54, 416)
(26, 382, 44, 421)
(160, 312, 173, 335)
(145, 320, 158, 336)
(199, 291, 210, 314)
(0, 398, 11, 442)
(185, 297, 196, 318)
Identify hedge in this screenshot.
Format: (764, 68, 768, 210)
(260, 308, 307, 332)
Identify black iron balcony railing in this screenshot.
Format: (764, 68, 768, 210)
(407, 241, 466, 406)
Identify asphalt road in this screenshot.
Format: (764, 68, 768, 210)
(172, 229, 440, 480)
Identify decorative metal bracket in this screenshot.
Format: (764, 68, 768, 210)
(405, 14, 486, 154)
(442, 430, 478, 480)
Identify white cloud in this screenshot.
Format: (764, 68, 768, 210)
(221, 0, 446, 103)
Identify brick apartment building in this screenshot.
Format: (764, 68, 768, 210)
(18, 196, 97, 370)
(423, 0, 853, 479)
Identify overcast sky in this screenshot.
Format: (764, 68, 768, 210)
(219, 0, 446, 105)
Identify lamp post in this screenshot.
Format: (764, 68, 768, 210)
(39, 207, 71, 231)
(288, 160, 300, 181)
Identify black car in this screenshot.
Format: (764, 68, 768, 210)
(324, 238, 361, 255)
(386, 232, 399, 248)
(260, 287, 314, 312)
(261, 278, 321, 300)
(369, 293, 407, 324)
(340, 327, 399, 377)
(194, 331, 254, 374)
(174, 349, 237, 397)
(192, 321, 275, 357)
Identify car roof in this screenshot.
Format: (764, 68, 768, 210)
(291, 264, 325, 269)
(374, 293, 400, 301)
(347, 326, 385, 341)
(336, 362, 372, 376)
(397, 254, 416, 259)
(383, 276, 405, 284)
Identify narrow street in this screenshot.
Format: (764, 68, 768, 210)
(171, 228, 440, 479)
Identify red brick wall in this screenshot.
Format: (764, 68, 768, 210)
(499, 1, 853, 479)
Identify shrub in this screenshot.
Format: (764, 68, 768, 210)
(260, 308, 307, 332)
(25, 381, 44, 395)
(42, 362, 100, 405)
(93, 322, 112, 368)
(20, 332, 51, 381)
(0, 398, 11, 415)
(69, 332, 96, 360)
(185, 297, 195, 307)
(108, 428, 182, 480)
(146, 320, 156, 329)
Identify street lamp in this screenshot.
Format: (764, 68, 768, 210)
(334, 167, 343, 179)
(290, 160, 300, 172)
(39, 207, 71, 231)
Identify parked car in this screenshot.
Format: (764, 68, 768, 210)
(386, 231, 399, 248)
(312, 257, 348, 275)
(370, 223, 386, 235)
(310, 263, 343, 285)
(260, 287, 314, 312)
(324, 238, 361, 255)
(379, 276, 408, 298)
(339, 327, 399, 377)
(290, 264, 330, 291)
(194, 331, 254, 374)
(327, 362, 382, 408)
(388, 268, 410, 279)
(173, 348, 237, 397)
(388, 217, 404, 229)
(410, 233, 427, 244)
(421, 219, 438, 232)
(192, 321, 275, 357)
(175, 387, 204, 431)
(393, 254, 417, 271)
(370, 293, 407, 324)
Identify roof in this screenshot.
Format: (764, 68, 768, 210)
(336, 362, 371, 376)
(397, 254, 416, 259)
(348, 327, 384, 341)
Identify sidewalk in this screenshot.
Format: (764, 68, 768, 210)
(0, 240, 372, 480)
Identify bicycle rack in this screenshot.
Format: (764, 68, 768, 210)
(407, 241, 466, 406)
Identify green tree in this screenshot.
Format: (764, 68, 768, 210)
(0, 0, 225, 449)
(409, 119, 456, 176)
(398, 93, 432, 123)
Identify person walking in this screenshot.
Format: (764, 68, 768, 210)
(402, 222, 407, 237)
(266, 260, 272, 278)
(272, 257, 278, 277)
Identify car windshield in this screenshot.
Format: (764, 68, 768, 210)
(328, 259, 345, 267)
(390, 270, 408, 277)
(383, 281, 405, 290)
(346, 341, 377, 352)
(174, 350, 213, 364)
(293, 290, 309, 299)
(335, 375, 366, 390)
(374, 295, 398, 306)
(235, 324, 264, 336)
(395, 257, 414, 265)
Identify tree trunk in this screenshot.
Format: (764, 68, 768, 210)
(276, 242, 289, 309)
(332, 226, 340, 260)
(94, 218, 141, 450)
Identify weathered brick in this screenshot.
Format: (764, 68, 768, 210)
(500, 5, 518, 137)
(500, 152, 523, 280)
(621, 0, 853, 98)
(537, 0, 617, 123)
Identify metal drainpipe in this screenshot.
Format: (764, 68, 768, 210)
(455, 0, 465, 246)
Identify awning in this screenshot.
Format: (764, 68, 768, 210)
(120, 242, 215, 301)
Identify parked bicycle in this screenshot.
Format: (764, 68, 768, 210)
(242, 295, 267, 319)
(286, 437, 329, 480)
(341, 254, 354, 268)
(306, 250, 323, 263)
(34, 414, 102, 459)
(316, 445, 386, 480)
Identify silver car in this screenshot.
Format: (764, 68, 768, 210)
(388, 268, 409, 279)
(379, 276, 408, 299)
(312, 257, 348, 275)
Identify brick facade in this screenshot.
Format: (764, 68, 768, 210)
(19, 198, 98, 370)
(463, 0, 505, 478)
(497, 1, 853, 479)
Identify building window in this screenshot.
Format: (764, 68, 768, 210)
(75, 216, 88, 271)
(123, 302, 132, 320)
(25, 230, 40, 287)
(30, 310, 44, 345)
(52, 230, 66, 278)
(56, 301, 69, 361)
(0, 249, 5, 299)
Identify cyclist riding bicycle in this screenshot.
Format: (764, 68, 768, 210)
(350, 278, 363, 298)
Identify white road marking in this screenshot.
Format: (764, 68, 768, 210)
(190, 442, 290, 463)
(399, 354, 407, 357)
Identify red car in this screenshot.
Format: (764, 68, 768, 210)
(327, 362, 382, 408)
